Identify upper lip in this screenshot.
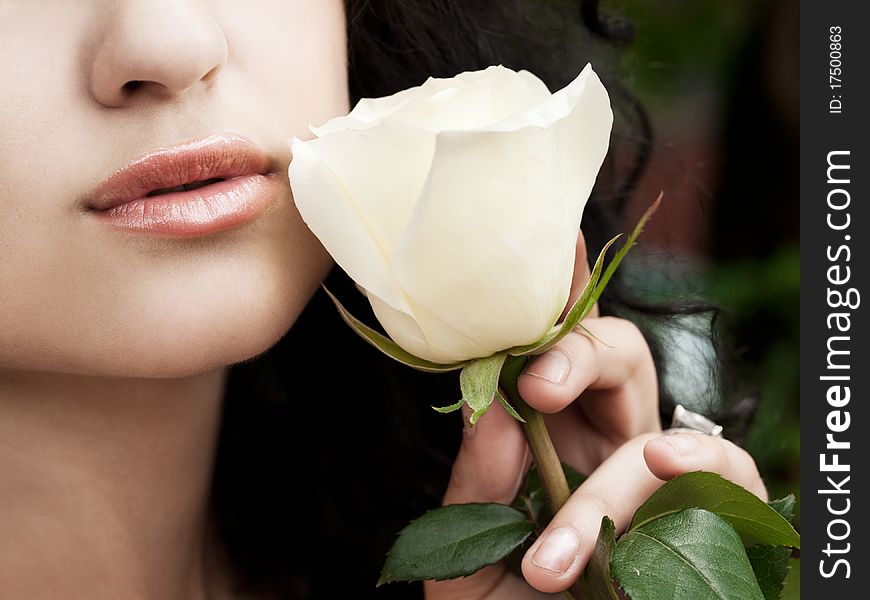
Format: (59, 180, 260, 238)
(87, 133, 274, 211)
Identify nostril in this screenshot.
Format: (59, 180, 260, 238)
(201, 64, 223, 83)
(122, 80, 144, 93)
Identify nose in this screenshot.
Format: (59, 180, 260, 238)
(90, 0, 228, 107)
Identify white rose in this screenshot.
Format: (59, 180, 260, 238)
(289, 64, 613, 364)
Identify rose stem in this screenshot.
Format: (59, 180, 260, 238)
(498, 354, 571, 512)
(500, 355, 576, 599)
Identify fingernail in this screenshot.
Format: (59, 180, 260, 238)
(662, 433, 699, 456)
(525, 350, 570, 384)
(531, 527, 579, 573)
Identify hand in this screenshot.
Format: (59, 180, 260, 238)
(423, 233, 767, 598)
(425, 423, 768, 599)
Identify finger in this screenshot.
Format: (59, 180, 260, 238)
(517, 317, 657, 425)
(520, 433, 661, 593)
(520, 433, 767, 593)
(426, 402, 531, 599)
(644, 431, 768, 500)
(441, 400, 530, 506)
(560, 230, 599, 321)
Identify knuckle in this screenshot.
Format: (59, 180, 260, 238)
(553, 489, 619, 534)
(711, 438, 767, 496)
(577, 492, 615, 524)
(560, 330, 595, 359)
(635, 431, 666, 447)
(586, 317, 654, 376)
(729, 440, 764, 478)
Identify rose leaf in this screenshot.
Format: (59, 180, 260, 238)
(629, 472, 800, 549)
(612, 508, 764, 600)
(577, 516, 620, 600)
(746, 496, 797, 600)
(378, 503, 534, 585)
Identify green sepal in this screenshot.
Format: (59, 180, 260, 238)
(460, 353, 508, 425)
(496, 389, 526, 423)
(586, 193, 662, 316)
(322, 285, 467, 373)
(432, 399, 464, 414)
(575, 322, 613, 348)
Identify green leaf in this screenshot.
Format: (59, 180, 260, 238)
(577, 516, 619, 600)
(378, 503, 534, 584)
(612, 508, 764, 600)
(322, 285, 467, 373)
(461, 353, 507, 425)
(513, 463, 586, 527)
(746, 545, 791, 600)
(781, 558, 800, 600)
(747, 496, 797, 600)
(630, 471, 800, 549)
(767, 496, 796, 522)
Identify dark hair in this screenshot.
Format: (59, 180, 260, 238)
(212, 1, 750, 597)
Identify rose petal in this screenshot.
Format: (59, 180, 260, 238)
(289, 137, 412, 315)
(299, 120, 436, 261)
(312, 69, 478, 136)
(368, 291, 491, 363)
(389, 83, 496, 132)
(312, 65, 551, 136)
(475, 63, 601, 133)
(387, 66, 551, 132)
(390, 68, 613, 359)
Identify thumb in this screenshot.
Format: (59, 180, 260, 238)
(425, 400, 531, 599)
(442, 398, 531, 506)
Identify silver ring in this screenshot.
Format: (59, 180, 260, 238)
(670, 404, 724, 437)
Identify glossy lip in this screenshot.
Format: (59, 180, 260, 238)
(87, 133, 280, 237)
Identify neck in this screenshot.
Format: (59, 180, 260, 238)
(0, 368, 229, 600)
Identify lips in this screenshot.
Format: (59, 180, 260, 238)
(87, 133, 280, 237)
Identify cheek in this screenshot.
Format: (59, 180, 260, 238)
(219, 0, 350, 132)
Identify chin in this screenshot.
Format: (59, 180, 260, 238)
(99, 250, 326, 380)
(1, 193, 333, 380)
(6, 249, 328, 381)
(75, 288, 307, 380)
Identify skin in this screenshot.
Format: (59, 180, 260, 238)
(0, 1, 765, 598)
(0, 1, 346, 599)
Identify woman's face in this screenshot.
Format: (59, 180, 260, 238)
(0, 0, 348, 377)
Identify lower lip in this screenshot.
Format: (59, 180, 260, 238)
(89, 174, 278, 237)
